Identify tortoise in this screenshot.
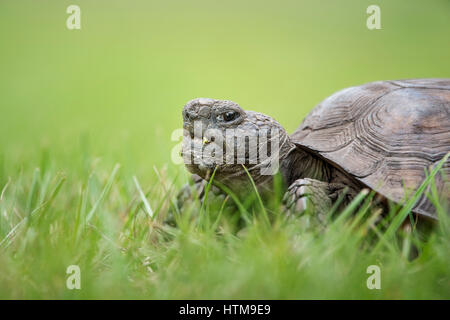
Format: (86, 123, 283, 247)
(180, 79, 450, 221)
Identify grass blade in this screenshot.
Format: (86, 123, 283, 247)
(381, 154, 448, 242)
(133, 175, 154, 218)
(86, 164, 120, 223)
(242, 165, 270, 226)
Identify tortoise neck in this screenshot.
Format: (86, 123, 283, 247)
(281, 146, 332, 186)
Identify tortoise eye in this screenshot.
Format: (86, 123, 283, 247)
(219, 111, 238, 122)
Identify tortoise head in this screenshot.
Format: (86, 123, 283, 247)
(181, 98, 293, 189)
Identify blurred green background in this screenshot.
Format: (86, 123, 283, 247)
(0, 0, 449, 177)
(0, 0, 449, 300)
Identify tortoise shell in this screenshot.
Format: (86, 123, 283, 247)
(291, 79, 450, 219)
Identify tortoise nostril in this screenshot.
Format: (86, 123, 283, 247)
(186, 111, 197, 121)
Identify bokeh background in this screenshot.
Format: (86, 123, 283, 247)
(1, 0, 449, 181)
(0, 0, 449, 300)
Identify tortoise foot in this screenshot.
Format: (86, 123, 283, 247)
(283, 178, 336, 219)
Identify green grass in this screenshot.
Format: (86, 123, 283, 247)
(0, 0, 449, 299)
(0, 154, 448, 299)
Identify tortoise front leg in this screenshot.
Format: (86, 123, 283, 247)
(174, 174, 226, 214)
(164, 174, 207, 226)
(176, 174, 207, 209)
(283, 178, 351, 220)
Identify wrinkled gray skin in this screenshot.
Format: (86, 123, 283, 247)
(179, 98, 361, 217)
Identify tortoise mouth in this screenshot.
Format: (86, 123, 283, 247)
(185, 163, 218, 181)
(181, 134, 224, 177)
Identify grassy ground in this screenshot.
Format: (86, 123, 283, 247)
(0, 158, 448, 299)
(0, 0, 449, 299)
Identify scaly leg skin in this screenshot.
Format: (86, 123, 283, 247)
(164, 174, 206, 226)
(283, 178, 350, 222)
(176, 174, 226, 207)
(176, 174, 207, 209)
(167, 174, 227, 225)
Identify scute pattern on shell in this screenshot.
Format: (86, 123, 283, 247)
(291, 79, 450, 219)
